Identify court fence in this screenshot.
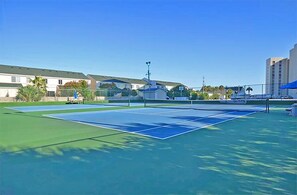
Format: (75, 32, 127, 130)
(190, 83, 295, 100)
(46, 83, 297, 100)
(1, 82, 296, 102)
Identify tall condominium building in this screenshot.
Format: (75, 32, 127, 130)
(288, 44, 297, 98)
(265, 57, 289, 97)
(265, 43, 297, 98)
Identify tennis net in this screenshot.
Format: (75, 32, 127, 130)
(83, 99, 131, 107)
(144, 100, 269, 112)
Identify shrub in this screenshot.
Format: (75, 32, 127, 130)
(131, 89, 138, 96)
(78, 88, 94, 101)
(16, 85, 45, 102)
(190, 91, 198, 100)
(198, 93, 209, 100)
(210, 93, 220, 100)
(121, 88, 130, 97)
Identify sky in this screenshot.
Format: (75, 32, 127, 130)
(0, 0, 296, 87)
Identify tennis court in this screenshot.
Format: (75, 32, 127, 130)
(1, 101, 296, 194)
(45, 104, 266, 139)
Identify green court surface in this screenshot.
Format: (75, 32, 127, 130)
(0, 102, 296, 194)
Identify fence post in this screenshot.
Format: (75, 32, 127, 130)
(128, 89, 131, 107)
(266, 98, 270, 113)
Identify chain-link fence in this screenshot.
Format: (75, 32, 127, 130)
(190, 83, 295, 100)
(49, 87, 143, 102)
(51, 83, 295, 101)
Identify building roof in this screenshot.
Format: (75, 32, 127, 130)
(0, 64, 89, 80)
(88, 74, 146, 84)
(101, 79, 129, 83)
(0, 82, 22, 88)
(88, 74, 182, 86)
(138, 88, 167, 92)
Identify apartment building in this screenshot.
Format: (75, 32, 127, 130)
(0, 64, 90, 97)
(265, 44, 297, 98)
(288, 44, 297, 98)
(265, 58, 289, 97)
(88, 74, 182, 91)
(0, 64, 184, 99)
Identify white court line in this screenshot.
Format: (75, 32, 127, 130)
(43, 106, 180, 117)
(119, 108, 202, 116)
(43, 107, 147, 117)
(131, 111, 236, 133)
(4, 107, 24, 112)
(44, 114, 164, 140)
(44, 110, 255, 140)
(40, 103, 265, 117)
(123, 106, 265, 116)
(4, 104, 126, 113)
(160, 111, 256, 140)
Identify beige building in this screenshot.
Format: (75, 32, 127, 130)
(265, 58, 289, 97)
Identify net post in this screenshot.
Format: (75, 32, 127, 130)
(261, 84, 264, 99)
(266, 98, 270, 113)
(143, 90, 147, 107)
(128, 89, 131, 107)
(243, 85, 247, 104)
(128, 97, 131, 107)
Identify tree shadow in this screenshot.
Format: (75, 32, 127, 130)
(0, 109, 296, 194)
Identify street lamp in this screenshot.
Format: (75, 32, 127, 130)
(144, 61, 151, 103)
(146, 61, 151, 81)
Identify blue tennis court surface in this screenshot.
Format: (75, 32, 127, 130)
(45, 107, 260, 139)
(6, 103, 144, 112)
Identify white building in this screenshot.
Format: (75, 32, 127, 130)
(265, 58, 289, 97)
(138, 88, 168, 100)
(265, 43, 297, 99)
(0, 64, 90, 97)
(288, 44, 297, 98)
(88, 74, 181, 91)
(0, 83, 22, 98)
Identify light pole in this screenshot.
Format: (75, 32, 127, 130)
(145, 61, 151, 103)
(146, 61, 151, 82)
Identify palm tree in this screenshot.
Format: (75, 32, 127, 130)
(246, 86, 253, 95)
(31, 76, 47, 94)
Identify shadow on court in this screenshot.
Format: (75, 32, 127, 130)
(0, 109, 296, 194)
(46, 109, 254, 139)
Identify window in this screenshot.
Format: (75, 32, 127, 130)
(47, 91, 55, 97)
(58, 79, 62, 85)
(11, 76, 20, 83)
(27, 77, 31, 83)
(45, 79, 48, 84)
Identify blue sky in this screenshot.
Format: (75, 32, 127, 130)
(0, 0, 296, 87)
